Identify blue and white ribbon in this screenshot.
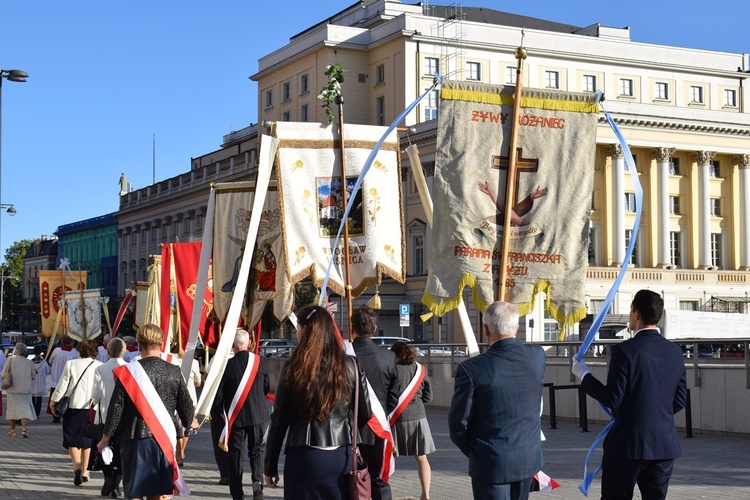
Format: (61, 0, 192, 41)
(318, 77, 441, 304)
(577, 94, 643, 496)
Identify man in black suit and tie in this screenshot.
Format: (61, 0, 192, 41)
(214, 329, 271, 500)
(351, 306, 399, 500)
(573, 289, 687, 500)
(449, 301, 546, 500)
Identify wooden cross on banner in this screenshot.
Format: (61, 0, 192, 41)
(491, 148, 539, 204)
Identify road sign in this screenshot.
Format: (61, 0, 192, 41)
(400, 316, 410, 327)
(399, 304, 410, 316)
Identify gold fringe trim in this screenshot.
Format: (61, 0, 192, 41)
(520, 96, 599, 114)
(422, 276, 588, 337)
(440, 86, 599, 113)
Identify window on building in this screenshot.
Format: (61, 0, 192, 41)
(670, 231, 682, 267)
(425, 57, 439, 76)
(376, 64, 385, 84)
(282, 111, 290, 121)
(300, 73, 309, 94)
(505, 66, 516, 84)
(710, 198, 721, 217)
(195, 214, 203, 231)
(655, 82, 669, 100)
(582, 74, 597, 92)
(413, 235, 424, 275)
(669, 196, 680, 215)
(376, 96, 385, 126)
(282, 81, 290, 102)
(265, 89, 273, 108)
(618, 78, 634, 97)
(710, 160, 721, 178)
(624, 193, 636, 212)
(587, 227, 598, 266)
(711, 233, 723, 269)
(465, 61, 481, 80)
(625, 229, 639, 266)
(151, 227, 157, 241)
(424, 89, 438, 121)
(183, 218, 190, 234)
(679, 300, 699, 311)
(670, 157, 680, 175)
(689, 85, 704, 103)
(723, 89, 737, 107)
(544, 70, 560, 89)
(300, 104, 309, 122)
(589, 299, 613, 315)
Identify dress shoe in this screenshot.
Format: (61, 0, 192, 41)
(111, 487, 121, 498)
(252, 481, 264, 500)
(82, 476, 89, 483)
(74, 469, 83, 486)
(102, 475, 115, 496)
(218, 477, 229, 485)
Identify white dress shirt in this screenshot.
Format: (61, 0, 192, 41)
(91, 357, 127, 423)
(51, 357, 102, 410)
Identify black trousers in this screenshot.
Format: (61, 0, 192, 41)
(601, 455, 674, 500)
(210, 415, 230, 479)
(229, 424, 265, 500)
(470, 476, 534, 500)
(360, 440, 392, 500)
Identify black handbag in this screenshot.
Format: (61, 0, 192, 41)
(81, 404, 104, 441)
(348, 356, 371, 500)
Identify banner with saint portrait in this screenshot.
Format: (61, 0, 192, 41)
(273, 122, 405, 297)
(423, 80, 599, 328)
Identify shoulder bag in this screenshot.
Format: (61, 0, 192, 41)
(1, 358, 12, 389)
(348, 356, 371, 500)
(56, 359, 95, 416)
(81, 402, 104, 441)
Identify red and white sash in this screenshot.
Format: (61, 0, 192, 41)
(387, 363, 424, 426)
(218, 352, 260, 452)
(345, 344, 395, 482)
(113, 361, 190, 497)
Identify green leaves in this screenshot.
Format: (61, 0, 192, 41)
(318, 64, 344, 124)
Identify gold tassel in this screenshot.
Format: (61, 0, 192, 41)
(313, 289, 321, 306)
(368, 288, 382, 309)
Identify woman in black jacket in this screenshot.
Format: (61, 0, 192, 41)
(264, 304, 371, 499)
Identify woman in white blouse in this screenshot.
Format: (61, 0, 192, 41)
(50, 339, 102, 486)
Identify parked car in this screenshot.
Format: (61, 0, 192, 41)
(258, 338, 296, 358)
(370, 336, 412, 348)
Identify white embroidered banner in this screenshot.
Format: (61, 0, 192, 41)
(274, 122, 405, 297)
(424, 80, 599, 330)
(65, 288, 103, 340)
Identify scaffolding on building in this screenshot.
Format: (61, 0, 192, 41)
(425, 3, 466, 80)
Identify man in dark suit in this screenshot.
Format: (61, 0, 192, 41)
(214, 329, 271, 500)
(351, 306, 399, 500)
(449, 301, 546, 500)
(573, 289, 687, 500)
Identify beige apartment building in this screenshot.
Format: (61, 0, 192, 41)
(119, 0, 750, 342)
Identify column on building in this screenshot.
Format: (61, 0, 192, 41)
(694, 151, 716, 269)
(164, 216, 172, 242)
(608, 144, 625, 266)
(736, 154, 750, 270)
(188, 209, 196, 240)
(654, 147, 675, 268)
(134, 224, 141, 280)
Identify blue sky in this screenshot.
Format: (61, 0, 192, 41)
(1, 0, 748, 257)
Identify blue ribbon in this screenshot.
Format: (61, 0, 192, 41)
(318, 78, 441, 305)
(576, 100, 643, 496)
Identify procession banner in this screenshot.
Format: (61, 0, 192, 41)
(65, 288, 103, 340)
(39, 270, 87, 338)
(274, 122, 405, 297)
(213, 183, 294, 327)
(423, 80, 599, 330)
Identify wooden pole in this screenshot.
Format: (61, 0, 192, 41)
(498, 42, 528, 302)
(335, 95, 355, 341)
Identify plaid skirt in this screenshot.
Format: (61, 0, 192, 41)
(5, 392, 37, 421)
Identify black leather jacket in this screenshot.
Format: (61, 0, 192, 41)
(104, 357, 194, 441)
(264, 355, 371, 477)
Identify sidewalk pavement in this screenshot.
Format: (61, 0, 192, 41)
(1, 398, 749, 499)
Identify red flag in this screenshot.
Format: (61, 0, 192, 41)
(171, 242, 202, 352)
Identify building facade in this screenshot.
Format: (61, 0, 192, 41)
(250, 0, 750, 341)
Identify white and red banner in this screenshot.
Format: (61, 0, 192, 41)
(39, 270, 87, 338)
(388, 363, 425, 426)
(218, 353, 260, 452)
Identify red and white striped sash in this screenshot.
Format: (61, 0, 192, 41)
(345, 344, 395, 482)
(387, 363, 424, 426)
(113, 361, 190, 497)
(218, 352, 260, 452)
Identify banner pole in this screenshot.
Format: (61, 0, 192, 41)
(78, 264, 87, 339)
(335, 95, 355, 341)
(498, 38, 528, 302)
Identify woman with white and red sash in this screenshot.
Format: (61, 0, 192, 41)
(98, 324, 198, 499)
(389, 341, 435, 500)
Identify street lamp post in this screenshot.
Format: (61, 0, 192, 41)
(0, 69, 27, 255)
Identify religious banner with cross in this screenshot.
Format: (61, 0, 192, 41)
(423, 79, 599, 331)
